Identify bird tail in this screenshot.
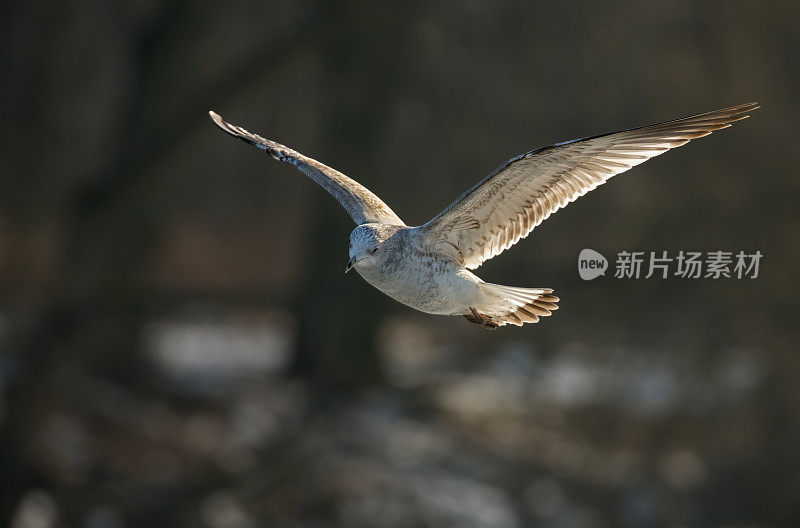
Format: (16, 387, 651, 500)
(477, 283, 559, 326)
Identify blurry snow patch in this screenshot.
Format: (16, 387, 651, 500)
(217, 381, 307, 472)
(524, 343, 764, 417)
(431, 343, 765, 426)
(378, 317, 453, 387)
(350, 401, 456, 468)
(613, 359, 678, 416)
(382, 419, 454, 468)
(10, 490, 57, 528)
(485, 341, 538, 377)
(435, 374, 528, 417)
(143, 309, 293, 394)
(532, 343, 679, 415)
(294, 398, 518, 527)
(338, 471, 519, 528)
(537, 344, 599, 406)
(411, 474, 519, 528)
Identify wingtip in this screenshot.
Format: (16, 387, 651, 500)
(733, 101, 760, 121)
(739, 101, 760, 113)
(208, 110, 229, 131)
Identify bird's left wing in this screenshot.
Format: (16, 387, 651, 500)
(209, 111, 404, 226)
(419, 102, 758, 269)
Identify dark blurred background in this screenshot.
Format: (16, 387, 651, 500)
(2, 1, 799, 527)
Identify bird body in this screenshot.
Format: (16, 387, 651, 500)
(346, 223, 557, 326)
(210, 102, 758, 328)
(348, 224, 472, 316)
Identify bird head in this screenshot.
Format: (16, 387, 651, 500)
(346, 225, 381, 273)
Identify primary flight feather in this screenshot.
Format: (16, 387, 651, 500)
(209, 102, 758, 328)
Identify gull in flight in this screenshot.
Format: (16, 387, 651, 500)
(209, 102, 758, 328)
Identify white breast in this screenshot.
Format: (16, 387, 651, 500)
(355, 248, 481, 315)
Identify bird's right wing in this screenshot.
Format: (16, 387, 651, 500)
(420, 102, 758, 269)
(209, 111, 405, 226)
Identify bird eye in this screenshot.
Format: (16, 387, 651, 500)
(371, 248, 378, 253)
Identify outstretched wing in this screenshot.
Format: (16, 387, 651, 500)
(420, 102, 758, 269)
(209, 111, 404, 226)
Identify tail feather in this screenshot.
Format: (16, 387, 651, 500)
(477, 282, 560, 327)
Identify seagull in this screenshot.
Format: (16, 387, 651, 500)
(209, 102, 758, 328)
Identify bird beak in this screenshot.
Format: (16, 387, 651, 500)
(345, 258, 354, 273)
